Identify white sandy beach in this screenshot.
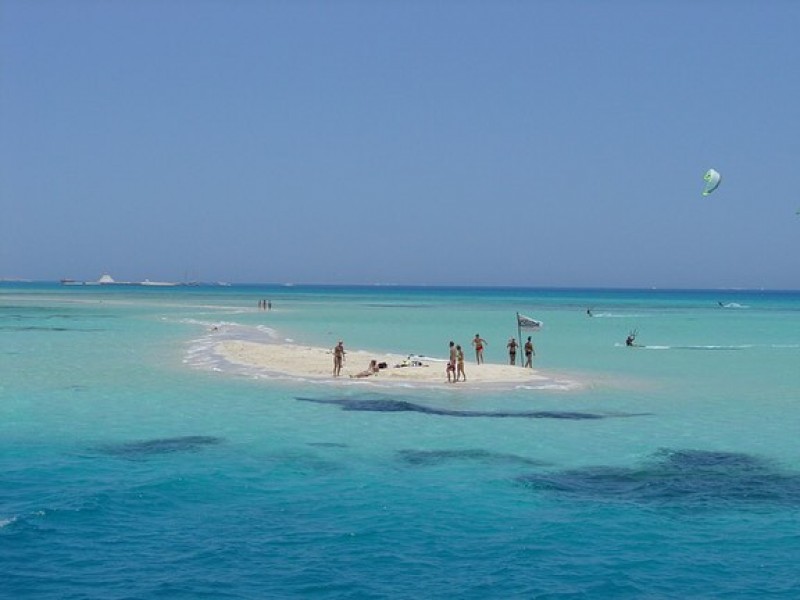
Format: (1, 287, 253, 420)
(218, 340, 553, 386)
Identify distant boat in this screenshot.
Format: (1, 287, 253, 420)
(141, 279, 177, 287)
(60, 274, 120, 286)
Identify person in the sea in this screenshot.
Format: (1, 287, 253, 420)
(456, 344, 466, 382)
(507, 337, 518, 365)
(333, 341, 345, 376)
(447, 341, 457, 383)
(523, 336, 535, 368)
(352, 359, 379, 378)
(625, 332, 637, 347)
(472, 334, 487, 364)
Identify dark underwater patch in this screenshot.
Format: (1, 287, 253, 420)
(0, 325, 69, 332)
(517, 448, 800, 507)
(307, 442, 349, 448)
(295, 396, 635, 420)
(97, 435, 223, 457)
(0, 326, 104, 332)
(1, 305, 114, 314)
(398, 448, 550, 468)
(362, 303, 430, 309)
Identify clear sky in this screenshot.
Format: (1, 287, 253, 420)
(2, 1, 799, 288)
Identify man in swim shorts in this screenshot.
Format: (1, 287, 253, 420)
(472, 334, 486, 364)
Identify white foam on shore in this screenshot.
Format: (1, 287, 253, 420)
(182, 319, 280, 371)
(591, 313, 651, 318)
(614, 342, 799, 351)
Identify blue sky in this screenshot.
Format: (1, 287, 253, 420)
(2, 1, 798, 288)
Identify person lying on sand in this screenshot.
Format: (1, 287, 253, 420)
(352, 359, 379, 378)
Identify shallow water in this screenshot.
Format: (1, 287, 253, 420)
(2, 283, 799, 598)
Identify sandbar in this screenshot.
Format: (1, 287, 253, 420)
(217, 340, 557, 387)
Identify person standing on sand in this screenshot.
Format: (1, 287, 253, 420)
(447, 341, 457, 383)
(524, 336, 535, 368)
(507, 337, 518, 365)
(456, 345, 466, 382)
(472, 334, 487, 364)
(333, 341, 345, 377)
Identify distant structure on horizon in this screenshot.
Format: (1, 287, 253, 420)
(59, 274, 225, 287)
(60, 274, 177, 287)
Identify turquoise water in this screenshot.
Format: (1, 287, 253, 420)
(2, 283, 799, 598)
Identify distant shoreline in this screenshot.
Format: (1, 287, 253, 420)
(3, 281, 800, 293)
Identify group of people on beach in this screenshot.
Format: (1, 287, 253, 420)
(469, 333, 534, 368)
(504, 336, 536, 367)
(332, 332, 536, 382)
(443, 333, 535, 383)
(258, 299, 272, 311)
(332, 342, 388, 379)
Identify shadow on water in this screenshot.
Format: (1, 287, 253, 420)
(94, 435, 224, 458)
(295, 396, 648, 420)
(518, 449, 800, 507)
(1, 310, 111, 332)
(362, 303, 432, 309)
(0, 326, 105, 332)
(398, 448, 551, 468)
(307, 442, 349, 448)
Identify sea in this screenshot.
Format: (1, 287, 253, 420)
(2, 282, 799, 599)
